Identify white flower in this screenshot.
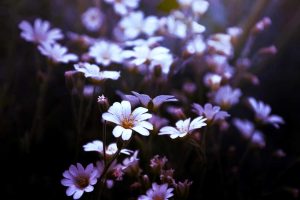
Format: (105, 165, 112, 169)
(38, 43, 78, 63)
(191, 0, 209, 16)
(83, 140, 132, 155)
(104, 0, 140, 16)
(81, 7, 103, 31)
(192, 103, 229, 123)
(138, 183, 174, 200)
(61, 163, 98, 199)
(19, 18, 63, 44)
(185, 35, 206, 55)
(122, 45, 173, 74)
(102, 101, 153, 140)
(119, 11, 159, 39)
(248, 97, 284, 128)
(122, 150, 139, 170)
(88, 41, 123, 66)
(74, 62, 120, 81)
(207, 33, 233, 57)
(203, 73, 222, 90)
(159, 116, 207, 139)
(124, 36, 163, 47)
(214, 85, 242, 108)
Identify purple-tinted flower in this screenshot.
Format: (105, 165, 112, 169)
(233, 118, 265, 148)
(61, 163, 98, 199)
(138, 183, 174, 200)
(248, 97, 284, 128)
(19, 18, 63, 44)
(213, 85, 242, 109)
(192, 103, 229, 123)
(38, 43, 78, 63)
(81, 7, 104, 32)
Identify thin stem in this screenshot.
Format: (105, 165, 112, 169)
(102, 121, 107, 167)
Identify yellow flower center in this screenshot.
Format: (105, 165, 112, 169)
(153, 195, 164, 200)
(121, 117, 134, 129)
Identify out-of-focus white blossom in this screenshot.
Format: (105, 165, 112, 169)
(124, 36, 163, 47)
(185, 35, 206, 55)
(88, 41, 123, 66)
(193, 103, 229, 123)
(203, 73, 222, 90)
(177, 0, 209, 16)
(138, 183, 174, 200)
(207, 33, 233, 57)
(81, 7, 104, 32)
(38, 43, 78, 63)
(213, 85, 242, 108)
(119, 11, 159, 40)
(83, 140, 132, 155)
(19, 18, 63, 44)
(104, 0, 140, 16)
(159, 117, 207, 139)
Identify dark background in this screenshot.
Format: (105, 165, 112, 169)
(0, 0, 300, 199)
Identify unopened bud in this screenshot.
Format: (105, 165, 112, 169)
(252, 17, 272, 34)
(258, 45, 277, 56)
(97, 94, 109, 111)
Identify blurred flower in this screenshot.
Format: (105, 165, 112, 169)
(191, 0, 209, 16)
(123, 91, 177, 109)
(119, 11, 159, 39)
(122, 45, 173, 74)
(203, 73, 222, 90)
(74, 62, 120, 81)
(248, 97, 284, 128)
(207, 33, 233, 57)
(122, 150, 141, 175)
(174, 179, 193, 199)
(102, 101, 153, 140)
(213, 85, 242, 109)
(124, 36, 163, 47)
(89, 41, 123, 66)
(159, 117, 207, 139)
(104, 0, 140, 16)
(38, 43, 78, 63)
(233, 119, 265, 148)
(19, 18, 63, 44)
(61, 163, 98, 199)
(192, 103, 229, 124)
(83, 140, 132, 155)
(81, 7, 103, 32)
(149, 115, 169, 131)
(150, 155, 168, 173)
(185, 35, 206, 55)
(138, 183, 174, 200)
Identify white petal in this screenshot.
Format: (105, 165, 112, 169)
(132, 126, 150, 136)
(112, 125, 124, 138)
(102, 112, 120, 124)
(73, 190, 84, 199)
(121, 129, 132, 140)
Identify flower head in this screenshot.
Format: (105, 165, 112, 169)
(74, 62, 120, 81)
(38, 43, 78, 63)
(19, 18, 63, 44)
(61, 163, 98, 199)
(192, 103, 229, 123)
(104, 0, 140, 16)
(83, 140, 132, 155)
(102, 101, 153, 140)
(81, 7, 104, 31)
(138, 183, 174, 200)
(248, 97, 284, 128)
(213, 85, 242, 109)
(159, 116, 207, 139)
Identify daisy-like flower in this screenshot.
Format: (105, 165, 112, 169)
(88, 41, 123, 66)
(104, 0, 140, 16)
(122, 45, 173, 74)
(19, 18, 63, 44)
(102, 101, 153, 140)
(233, 119, 265, 148)
(248, 97, 284, 128)
(185, 35, 206, 55)
(81, 7, 104, 32)
(74, 62, 120, 81)
(83, 140, 132, 155)
(192, 103, 229, 124)
(159, 117, 207, 139)
(138, 183, 174, 200)
(119, 11, 159, 39)
(213, 85, 242, 109)
(38, 43, 78, 63)
(61, 163, 98, 199)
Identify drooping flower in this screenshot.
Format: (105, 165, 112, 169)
(213, 85, 242, 109)
(81, 7, 104, 32)
(159, 117, 207, 139)
(74, 62, 120, 81)
(102, 101, 153, 140)
(83, 140, 132, 155)
(104, 0, 140, 16)
(19, 18, 63, 44)
(88, 41, 123, 66)
(38, 43, 78, 63)
(119, 11, 159, 39)
(138, 183, 174, 200)
(233, 118, 265, 148)
(192, 103, 229, 123)
(248, 97, 284, 128)
(61, 163, 98, 199)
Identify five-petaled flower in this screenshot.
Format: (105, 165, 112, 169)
(61, 163, 98, 199)
(102, 101, 153, 140)
(159, 117, 207, 139)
